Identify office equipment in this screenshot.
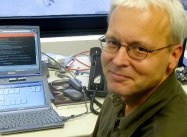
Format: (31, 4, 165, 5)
(176, 38, 187, 84)
(0, 26, 64, 134)
(63, 89, 83, 101)
(49, 77, 86, 106)
(182, 0, 187, 11)
(0, 0, 110, 37)
(85, 47, 107, 115)
(178, 38, 187, 67)
(182, 38, 187, 67)
(88, 47, 107, 97)
(69, 78, 82, 91)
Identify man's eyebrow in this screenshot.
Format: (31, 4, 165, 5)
(105, 35, 150, 47)
(105, 35, 117, 40)
(127, 40, 149, 47)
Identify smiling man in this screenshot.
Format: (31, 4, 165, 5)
(91, 0, 187, 137)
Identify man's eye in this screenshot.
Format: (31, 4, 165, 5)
(106, 39, 118, 46)
(137, 46, 147, 51)
(132, 45, 147, 52)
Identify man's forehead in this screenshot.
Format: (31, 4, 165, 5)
(108, 5, 171, 46)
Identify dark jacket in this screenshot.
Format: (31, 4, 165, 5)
(92, 72, 187, 137)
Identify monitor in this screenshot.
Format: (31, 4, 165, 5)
(178, 38, 187, 67)
(0, 0, 111, 37)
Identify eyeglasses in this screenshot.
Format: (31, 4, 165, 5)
(99, 35, 175, 60)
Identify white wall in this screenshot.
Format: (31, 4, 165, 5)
(40, 35, 101, 56)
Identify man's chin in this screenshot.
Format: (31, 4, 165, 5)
(107, 84, 134, 96)
(108, 86, 125, 95)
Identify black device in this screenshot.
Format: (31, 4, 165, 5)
(63, 78, 83, 101)
(178, 37, 187, 67)
(88, 47, 107, 97)
(63, 89, 83, 101)
(176, 38, 187, 84)
(69, 78, 82, 91)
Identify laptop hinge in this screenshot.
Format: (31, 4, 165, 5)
(9, 77, 26, 82)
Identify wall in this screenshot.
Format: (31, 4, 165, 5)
(40, 35, 101, 56)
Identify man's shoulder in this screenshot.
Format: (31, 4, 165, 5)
(134, 89, 187, 137)
(158, 89, 187, 120)
(151, 94, 187, 136)
(136, 104, 187, 137)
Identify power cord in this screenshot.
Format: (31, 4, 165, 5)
(83, 86, 102, 115)
(90, 90, 100, 115)
(60, 90, 89, 122)
(41, 52, 76, 79)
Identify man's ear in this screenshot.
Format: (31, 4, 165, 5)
(168, 44, 183, 69)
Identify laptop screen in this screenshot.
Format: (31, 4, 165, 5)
(0, 26, 41, 77)
(0, 81, 45, 111)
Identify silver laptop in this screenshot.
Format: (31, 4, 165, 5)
(0, 26, 64, 134)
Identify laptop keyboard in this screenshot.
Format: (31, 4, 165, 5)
(0, 108, 64, 134)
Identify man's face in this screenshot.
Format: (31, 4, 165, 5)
(101, 6, 179, 98)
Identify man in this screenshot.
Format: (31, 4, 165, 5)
(92, 0, 187, 137)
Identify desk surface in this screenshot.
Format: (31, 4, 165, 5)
(0, 70, 100, 137)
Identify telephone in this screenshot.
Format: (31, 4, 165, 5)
(87, 47, 108, 97)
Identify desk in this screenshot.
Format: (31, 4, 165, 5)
(0, 35, 103, 137)
(0, 69, 101, 137)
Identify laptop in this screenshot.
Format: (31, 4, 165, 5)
(0, 26, 64, 134)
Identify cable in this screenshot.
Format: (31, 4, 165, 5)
(41, 52, 76, 79)
(41, 52, 64, 69)
(60, 90, 89, 122)
(50, 79, 89, 121)
(83, 87, 102, 115)
(90, 90, 100, 115)
(74, 56, 90, 68)
(65, 51, 90, 72)
(73, 50, 90, 57)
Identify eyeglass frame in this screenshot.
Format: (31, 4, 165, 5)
(99, 35, 175, 60)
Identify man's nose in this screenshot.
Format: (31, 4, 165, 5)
(112, 46, 131, 66)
